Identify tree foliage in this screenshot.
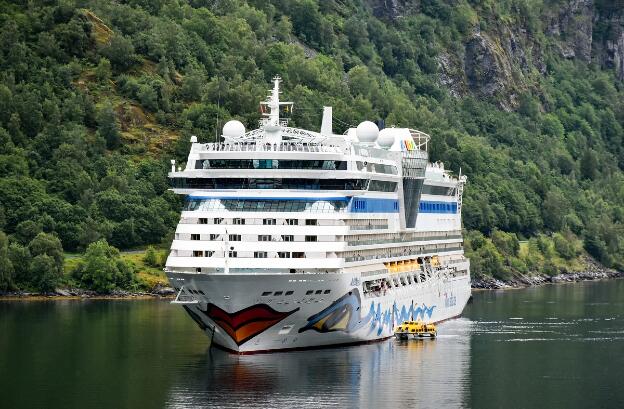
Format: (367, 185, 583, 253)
(73, 240, 135, 293)
(1, 0, 624, 293)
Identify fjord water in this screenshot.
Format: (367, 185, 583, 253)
(1, 280, 623, 409)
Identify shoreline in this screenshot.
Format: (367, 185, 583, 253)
(0, 286, 176, 302)
(3, 268, 623, 301)
(471, 260, 624, 290)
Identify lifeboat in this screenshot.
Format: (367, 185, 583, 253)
(394, 321, 437, 340)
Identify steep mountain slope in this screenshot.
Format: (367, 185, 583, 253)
(1, 0, 623, 291)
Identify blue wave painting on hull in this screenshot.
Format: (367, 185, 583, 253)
(299, 287, 437, 336)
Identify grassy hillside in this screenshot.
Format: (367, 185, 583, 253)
(1, 0, 623, 292)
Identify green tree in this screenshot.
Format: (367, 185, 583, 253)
(74, 240, 135, 293)
(95, 58, 112, 83)
(580, 149, 598, 180)
(143, 245, 159, 267)
(29, 255, 59, 292)
(27, 233, 64, 290)
(101, 34, 137, 71)
(13, 220, 42, 245)
(97, 102, 120, 149)
(0, 231, 14, 291)
(491, 229, 520, 257)
(542, 190, 568, 231)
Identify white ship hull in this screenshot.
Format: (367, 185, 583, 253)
(167, 268, 471, 353)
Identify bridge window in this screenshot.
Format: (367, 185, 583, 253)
(305, 235, 317, 242)
(263, 218, 276, 225)
(254, 251, 268, 258)
(258, 235, 272, 241)
(191, 234, 200, 241)
(229, 234, 241, 241)
(281, 235, 294, 242)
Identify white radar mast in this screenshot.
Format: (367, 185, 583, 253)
(259, 76, 293, 143)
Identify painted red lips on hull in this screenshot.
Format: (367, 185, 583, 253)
(201, 303, 299, 346)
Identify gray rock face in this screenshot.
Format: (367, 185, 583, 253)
(594, 11, 624, 80)
(547, 0, 594, 62)
(464, 33, 514, 106)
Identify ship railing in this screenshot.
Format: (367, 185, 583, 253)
(346, 234, 463, 246)
(409, 129, 431, 151)
(200, 142, 344, 154)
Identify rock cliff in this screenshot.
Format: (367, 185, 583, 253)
(367, 0, 624, 107)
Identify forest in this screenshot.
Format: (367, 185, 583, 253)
(0, 0, 623, 292)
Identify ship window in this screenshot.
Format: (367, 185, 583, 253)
(258, 235, 272, 241)
(228, 251, 238, 258)
(254, 251, 268, 258)
(210, 234, 219, 240)
(263, 218, 276, 225)
(274, 291, 283, 296)
(305, 235, 317, 242)
(229, 234, 241, 241)
(323, 289, 331, 294)
(305, 219, 317, 225)
(285, 290, 294, 295)
(315, 290, 322, 294)
(278, 252, 291, 258)
(369, 180, 397, 192)
(213, 217, 223, 224)
(198, 290, 205, 295)
(191, 234, 200, 241)
(286, 219, 298, 225)
(292, 252, 305, 258)
(281, 235, 294, 242)
(262, 291, 271, 296)
(196, 268, 201, 273)
(306, 290, 313, 295)
(199, 218, 208, 224)
(233, 218, 245, 225)
(204, 251, 214, 257)
(193, 251, 203, 257)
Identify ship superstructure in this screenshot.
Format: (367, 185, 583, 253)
(166, 77, 471, 353)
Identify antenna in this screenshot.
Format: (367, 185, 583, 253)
(215, 81, 220, 141)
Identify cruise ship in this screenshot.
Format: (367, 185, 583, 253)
(165, 77, 471, 353)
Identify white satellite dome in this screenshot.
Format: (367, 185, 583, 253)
(356, 121, 379, 144)
(222, 120, 246, 138)
(377, 128, 395, 148)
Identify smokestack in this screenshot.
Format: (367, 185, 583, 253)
(321, 106, 332, 136)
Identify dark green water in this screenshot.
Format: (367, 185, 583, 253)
(1, 280, 623, 409)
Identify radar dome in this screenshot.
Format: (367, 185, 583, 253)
(356, 121, 379, 143)
(222, 120, 246, 138)
(377, 128, 395, 148)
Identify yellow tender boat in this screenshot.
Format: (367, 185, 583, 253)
(394, 321, 437, 340)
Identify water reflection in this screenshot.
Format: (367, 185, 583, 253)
(166, 319, 473, 409)
(2, 280, 623, 409)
